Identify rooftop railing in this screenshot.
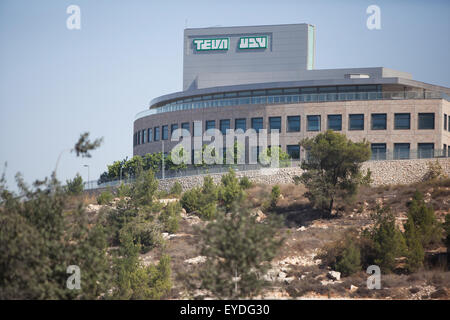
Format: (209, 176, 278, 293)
(135, 90, 449, 120)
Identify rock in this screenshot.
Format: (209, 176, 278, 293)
(350, 285, 358, 292)
(284, 277, 295, 284)
(162, 232, 170, 240)
(297, 226, 307, 231)
(184, 256, 207, 265)
(255, 209, 267, 222)
(277, 271, 287, 280)
(327, 271, 341, 281)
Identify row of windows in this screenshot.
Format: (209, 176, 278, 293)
(370, 143, 443, 160)
(444, 113, 450, 132)
(134, 112, 440, 146)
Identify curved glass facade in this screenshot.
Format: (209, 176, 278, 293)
(135, 85, 447, 120)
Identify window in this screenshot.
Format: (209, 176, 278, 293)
(349, 114, 364, 130)
(193, 121, 202, 137)
(142, 130, 146, 144)
(133, 133, 137, 146)
(418, 113, 435, 129)
(205, 120, 215, 131)
(154, 127, 160, 141)
(444, 144, 447, 157)
(181, 122, 190, 135)
(418, 143, 434, 159)
(371, 113, 387, 130)
(445, 114, 448, 131)
(251, 117, 263, 133)
(235, 118, 246, 132)
(148, 128, 153, 142)
(307, 115, 321, 131)
(287, 145, 300, 159)
(269, 117, 281, 132)
(394, 143, 410, 160)
(327, 115, 342, 131)
(394, 113, 410, 130)
(371, 143, 386, 160)
(171, 124, 178, 135)
(162, 125, 168, 140)
(287, 116, 300, 132)
(220, 119, 230, 135)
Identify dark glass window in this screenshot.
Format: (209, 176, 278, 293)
(171, 124, 178, 135)
(205, 120, 215, 131)
(133, 133, 136, 146)
(269, 117, 281, 132)
(162, 125, 168, 140)
(235, 118, 246, 132)
(287, 116, 300, 132)
(327, 114, 342, 131)
(394, 143, 410, 160)
(154, 127, 160, 141)
(418, 143, 434, 158)
(445, 114, 448, 130)
(148, 128, 152, 142)
(371, 113, 387, 130)
(181, 122, 190, 135)
(287, 145, 300, 159)
(142, 130, 146, 144)
(307, 115, 321, 131)
(251, 117, 263, 133)
(418, 113, 435, 129)
(220, 119, 230, 135)
(349, 114, 364, 130)
(394, 113, 410, 129)
(371, 143, 386, 160)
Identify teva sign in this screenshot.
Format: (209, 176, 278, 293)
(193, 36, 268, 51)
(193, 38, 229, 51)
(238, 36, 267, 49)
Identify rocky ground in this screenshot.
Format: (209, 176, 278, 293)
(86, 180, 450, 300)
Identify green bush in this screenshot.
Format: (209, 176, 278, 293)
(180, 176, 218, 220)
(239, 176, 253, 189)
(270, 185, 281, 210)
(318, 231, 361, 277)
(159, 202, 182, 234)
(218, 169, 244, 212)
(170, 181, 183, 196)
(66, 173, 84, 195)
(406, 190, 441, 248)
(121, 217, 163, 253)
(117, 183, 132, 198)
(97, 190, 114, 205)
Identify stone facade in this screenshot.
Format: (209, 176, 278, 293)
(156, 158, 450, 192)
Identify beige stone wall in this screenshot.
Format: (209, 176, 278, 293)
(134, 98, 449, 158)
(156, 158, 450, 191)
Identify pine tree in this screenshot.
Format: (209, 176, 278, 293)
(404, 214, 425, 272)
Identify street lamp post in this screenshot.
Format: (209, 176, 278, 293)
(83, 164, 90, 189)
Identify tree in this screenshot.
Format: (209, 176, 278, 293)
(363, 206, 406, 273)
(404, 215, 425, 273)
(0, 133, 111, 299)
(130, 169, 159, 212)
(198, 205, 283, 298)
(169, 181, 183, 196)
(218, 169, 244, 212)
(180, 176, 218, 220)
(406, 190, 441, 248)
(111, 231, 171, 299)
(443, 214, 450, 265)
(159, 201, 182, 234)
(259, 146, 291, 167)
(298, 130, 371, 216)
(269, 185, 281, 210)
(66, 173, 84, 195)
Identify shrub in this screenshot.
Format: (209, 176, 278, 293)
(66, 173, 84, 195)
(97, 190, 114, 205)
(239, 176, 253, 189)
(198, 204, 283, 298)
(404, 216, 425, 273)
(170, 181, 183, 196)
(270, 185, 281, 210)
(117, 183, 132, 198)
(180, 176, 218, 220)
(159, 202, 182, 234)
(423, 160, 445, 182)
(218, 169, 244, 212)
(121, 217, 163, 253)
